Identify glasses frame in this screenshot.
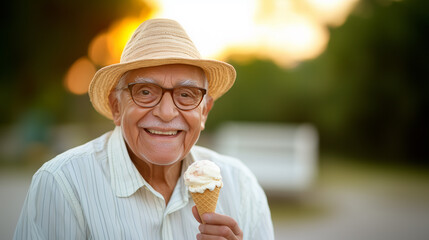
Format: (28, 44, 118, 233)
(118, 82, 207, 111)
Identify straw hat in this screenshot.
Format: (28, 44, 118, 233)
(89, 18, 236, 119)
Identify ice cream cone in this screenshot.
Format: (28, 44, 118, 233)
(184, 160, 223, 224)
(191, 186, 221, 223)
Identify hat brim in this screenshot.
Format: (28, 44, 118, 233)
(89, 58, 236, 119)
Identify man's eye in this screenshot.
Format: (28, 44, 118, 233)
(141, 90, 151, 95)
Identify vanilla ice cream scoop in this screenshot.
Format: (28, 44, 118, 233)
(184, 160, 223, 193)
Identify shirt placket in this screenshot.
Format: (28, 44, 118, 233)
(162, 178, 189, 239)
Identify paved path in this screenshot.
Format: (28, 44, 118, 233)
(273, 187, 429, 240)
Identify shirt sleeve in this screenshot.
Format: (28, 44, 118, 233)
(13, 170, 86, 240)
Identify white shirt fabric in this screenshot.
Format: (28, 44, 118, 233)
(14, 126, 274, 240)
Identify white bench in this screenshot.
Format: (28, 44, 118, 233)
(213, 122, 318, 194)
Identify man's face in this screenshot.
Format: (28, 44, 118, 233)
(109, 64, 213, 166)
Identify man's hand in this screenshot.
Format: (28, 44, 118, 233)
(192, 206, 243, 240)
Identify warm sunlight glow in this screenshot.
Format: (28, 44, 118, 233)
(64, 57, 96, 95)
(66, 0, 361, 94)
(151, 0, 357, 66)
(262, 17, 328, 65)
(306, 0, 359, 26)
(153, 0, 257, 59)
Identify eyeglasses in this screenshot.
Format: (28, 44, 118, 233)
(118, 82, 207, 111)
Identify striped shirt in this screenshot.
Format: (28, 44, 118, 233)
(14, 126, 274, 240)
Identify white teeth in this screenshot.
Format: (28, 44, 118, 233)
(147, 129, 178, 135)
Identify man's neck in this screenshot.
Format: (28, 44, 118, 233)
(129, 151, 183, 204)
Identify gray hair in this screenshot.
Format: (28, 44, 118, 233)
(114, 71, 130, 102)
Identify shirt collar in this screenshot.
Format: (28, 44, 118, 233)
(108, 126, 145, 197)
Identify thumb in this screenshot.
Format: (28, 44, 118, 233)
(192, 205, 202, 223)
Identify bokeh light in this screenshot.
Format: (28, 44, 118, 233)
(88, 33, 112, 66)
(305, 0, 360, 26)
(64, 57, 96, 95)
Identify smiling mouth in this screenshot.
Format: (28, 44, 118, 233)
(145, 129, 181, 136)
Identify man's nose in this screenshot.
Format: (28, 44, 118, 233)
(152, 92, 179, 121)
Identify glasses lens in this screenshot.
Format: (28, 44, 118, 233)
(173, 87, 204, 110)
(131, 83, 162, 106)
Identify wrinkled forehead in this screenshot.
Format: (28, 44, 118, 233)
(121, 64, 207, 87)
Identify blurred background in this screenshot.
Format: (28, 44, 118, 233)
(1, 0, 428, 239)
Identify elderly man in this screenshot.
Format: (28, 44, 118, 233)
(14, 19, 274, 240)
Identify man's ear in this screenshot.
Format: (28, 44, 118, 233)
(108, 91, 122, 126)
(200, 96, 214, 130)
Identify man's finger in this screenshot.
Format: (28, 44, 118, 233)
(197, 233, 227, 240)
(192, 206, 202, 224)
(199, 223, 237, 239)
(202, 213, 242, 236)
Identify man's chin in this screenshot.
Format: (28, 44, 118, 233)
(139, 152, 183, 166)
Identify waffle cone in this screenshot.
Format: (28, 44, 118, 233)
(191, 187, 221, 223)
